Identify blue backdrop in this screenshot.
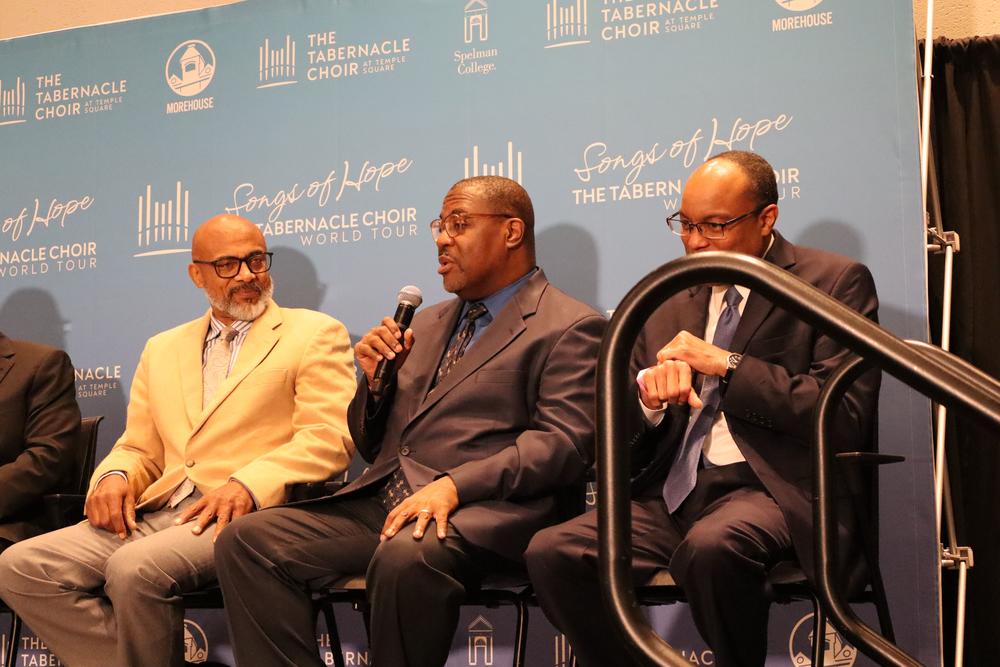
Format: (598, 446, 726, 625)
(0, 1, 933, 665)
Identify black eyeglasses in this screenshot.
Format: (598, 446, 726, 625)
(429, 212, 512, 240)
(665, 206, 766, 240)
(192, 252, 273, 278)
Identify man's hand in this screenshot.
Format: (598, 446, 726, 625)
(639, 361, 703, 411)
(355, 316, 416, 389)
(655, 330, 730, 377)
(175, 480, 255, 541)
(86, 474, 137, 539)
(380, 476, 459, 542)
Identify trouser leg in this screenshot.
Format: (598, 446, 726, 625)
(525, 496, 680, 667)
(670, 472, 793, 667)
(366, 524, 493, 667)
(0, 495, 216, 667)
(215, 496, 385, 667)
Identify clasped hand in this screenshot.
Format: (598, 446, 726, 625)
(639, 330, 730, 411)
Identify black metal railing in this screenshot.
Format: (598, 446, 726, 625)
(597, 251, 1000, 666)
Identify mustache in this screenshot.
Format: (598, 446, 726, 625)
(228, 281, 263, 298)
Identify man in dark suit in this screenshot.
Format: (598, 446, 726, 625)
(215, 175, 606, 667)
(525, 151, 880, 667)
(0, 332, 81, 551)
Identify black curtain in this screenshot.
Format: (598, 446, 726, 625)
(924, 35, 1000, 666)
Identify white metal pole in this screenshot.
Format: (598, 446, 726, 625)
(920, 0, 936, 211)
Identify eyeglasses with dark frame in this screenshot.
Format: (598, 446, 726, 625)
(665, 205, 766, 240)
(429, 212, 513, 240)
(192, 252, 273, 278)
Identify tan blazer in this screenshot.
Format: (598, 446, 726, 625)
(90, 301, 356, 510)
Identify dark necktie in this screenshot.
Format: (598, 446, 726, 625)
(663, 286, 743, 513)
(376, 302, 489, 512)
(435, 302, 489, 384)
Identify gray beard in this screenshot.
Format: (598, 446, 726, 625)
(207, 279, 275, 322)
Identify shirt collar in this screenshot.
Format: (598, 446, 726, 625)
(206, 316, 253, 342)
(462, 267, 538, 320)
(710, 234, 775, 301)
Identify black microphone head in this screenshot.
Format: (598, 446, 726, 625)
(397, 285, 423, 308)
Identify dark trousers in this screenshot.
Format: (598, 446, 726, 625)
(525, 463, 794, 667)
(215, 494, 508, 667)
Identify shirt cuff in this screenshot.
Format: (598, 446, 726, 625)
(96, 470, 128, 485)
(636, 368, 666, 427)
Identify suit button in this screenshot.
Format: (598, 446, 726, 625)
(186, 459, 195, 467)
(399, 446, 410, 456)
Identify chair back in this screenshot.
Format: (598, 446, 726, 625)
(74, 416, 104, 494)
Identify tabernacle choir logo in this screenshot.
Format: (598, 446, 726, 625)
(183, 619, 209, 663)
(467, 616, 495, 666)
(772, 0, 832, 31)
(464, 141, 523, 183)
(134, 182, 191, 257)
(165, 40, 217, 114)
(76, 363, 122, 399)
(789, 613, 857, 666)
(0, 76, 27, 126)
(545, 0, 590, 48)
(599, 0, 719, 41)
(258, 35, 299, 88)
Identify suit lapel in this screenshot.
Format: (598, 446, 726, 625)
(0, 335, 14, 386)
(408, 271, 545, 425)
(179, 312, 212, 426)
(191, 301, 282, 435)
(729, 233, 796, 354)
(408, 300, 462, 407)
(681, 285, 711, 338)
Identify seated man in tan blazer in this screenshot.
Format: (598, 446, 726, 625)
(0, 214, 356, 667)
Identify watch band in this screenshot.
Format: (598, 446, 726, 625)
(722, 352, 742, 386)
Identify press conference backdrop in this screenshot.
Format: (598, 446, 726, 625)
(0, 0, 932, 665)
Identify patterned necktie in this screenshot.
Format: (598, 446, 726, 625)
(435, 302, 489, 384)
(376, 302, 490, 512)
(663, 286, 743, 513)
(202, 325, 237, 408)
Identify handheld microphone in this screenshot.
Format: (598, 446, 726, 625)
(371, 285, 423, 396)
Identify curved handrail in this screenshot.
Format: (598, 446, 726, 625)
(597, 251, 1000, 666)
(814, 356, 920, 666)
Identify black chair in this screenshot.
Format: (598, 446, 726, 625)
(632, 449, 901, 667)
(4, 415, 103, 667)
(314, 572, 532, 667)
(312, 481, 588, 667)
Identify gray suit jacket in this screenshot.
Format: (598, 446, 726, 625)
(630, 232, 880, 588)
(0, 334, 82, 543)
(340, 270, 606, 561)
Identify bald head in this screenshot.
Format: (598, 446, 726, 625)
(188, 214, 273, 324)
(677, 153, 778, 258)
(191, 214, 266, 259)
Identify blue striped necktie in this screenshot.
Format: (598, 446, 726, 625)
(662, 286, 743, 513)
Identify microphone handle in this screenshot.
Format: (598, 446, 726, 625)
(371, 302, 416, 395)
